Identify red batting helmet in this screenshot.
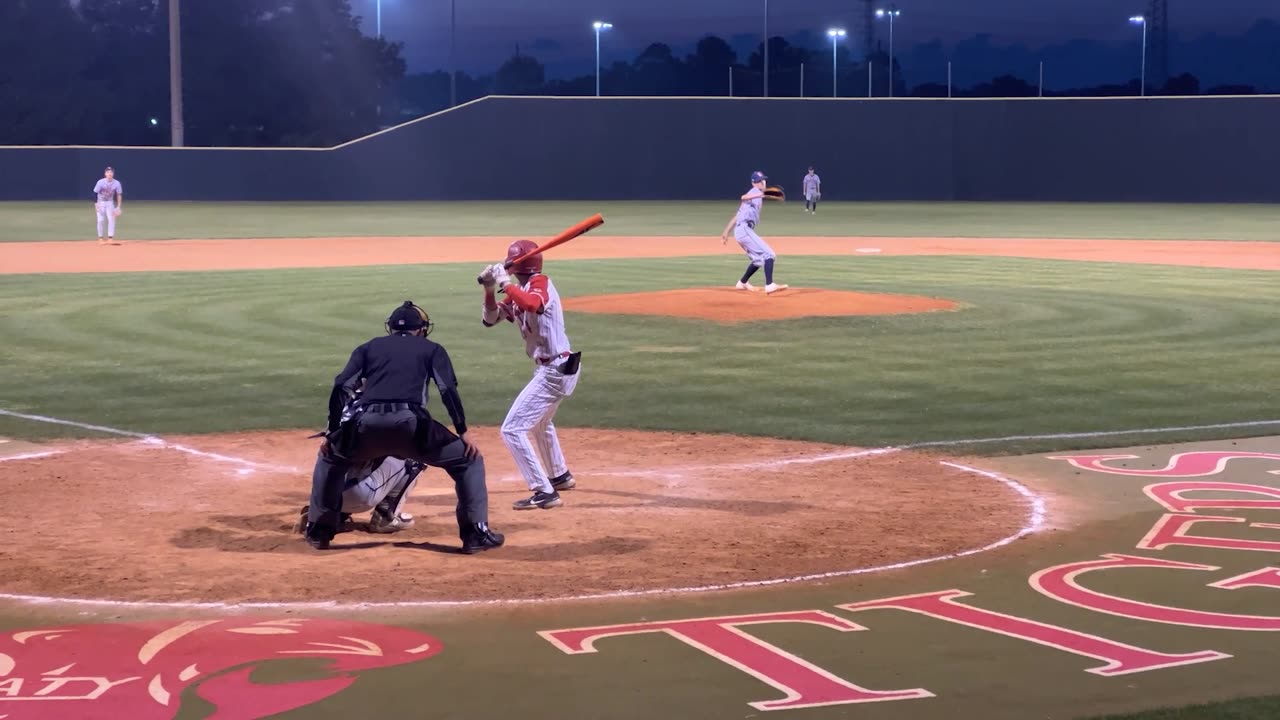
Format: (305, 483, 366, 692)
(506, 239, 542, 274)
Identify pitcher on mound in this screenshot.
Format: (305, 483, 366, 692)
(479, 240, 583, 511)
(721, 170, 788, 294)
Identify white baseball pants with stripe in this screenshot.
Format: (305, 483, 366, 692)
(95, 201, 117, 238)
(342, 457, 418, 515)
(501, 364, 580, 493)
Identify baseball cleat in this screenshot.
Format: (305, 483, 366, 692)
(461, 523, 505, 554)
(293, 506, 308, 534)
(303, 523, 333, 550)
(735, 281, 759, 292)
(550, 471, 576, 491)
(513, 490, 563, 510)
(367, 510, 415, 534)
(765, 283, 789, 294)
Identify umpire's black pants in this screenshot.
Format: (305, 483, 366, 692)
(307, 405, 488, 542)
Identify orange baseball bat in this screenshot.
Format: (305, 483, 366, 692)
(477, 213, 605, 284)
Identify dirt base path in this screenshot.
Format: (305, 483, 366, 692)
(2, 236, 1276, 274)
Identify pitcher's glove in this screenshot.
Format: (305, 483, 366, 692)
(763, 186, 786, 201)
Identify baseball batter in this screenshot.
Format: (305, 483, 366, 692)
(92, 167, 123, 244)
(479, 241, 582, 511)
(721, 170, 788, 294)
(803, 167, 822, 213)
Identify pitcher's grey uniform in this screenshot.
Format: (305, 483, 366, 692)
(734, 188, 776, 267)
(93, 177, 123, 239)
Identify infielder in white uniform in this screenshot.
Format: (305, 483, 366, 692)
(722, 170, 788, 294)
(92, 166, 124, 244)
(478, 240, 582, 511)
(803, 167, 822, 213)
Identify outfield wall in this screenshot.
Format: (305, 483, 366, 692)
(2, 96, 1276, 202)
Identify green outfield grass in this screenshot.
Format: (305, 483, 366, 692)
(2, 200, 1279, 242)
(2, 255, 1277, 454)
(1095, 696, 1280, 719)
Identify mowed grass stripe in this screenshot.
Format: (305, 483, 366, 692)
(3, 201, 1280, 242)
(1, 256, 1277, 452)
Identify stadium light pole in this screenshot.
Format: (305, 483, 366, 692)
(1129, 15, 1147, 96)
(449, 0, 456, 106)
(593, 21, 613, 97)
(168, 0, 183, 147)
(763, 0, 769, 97)
(827, 29, 847, 98)
(376, 0, 382, 38)
(875, 7, 901, 97)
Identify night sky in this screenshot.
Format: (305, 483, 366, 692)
(360, 0, 1277, 85)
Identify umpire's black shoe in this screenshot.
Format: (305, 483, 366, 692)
(550, 471, 576, 491)
(513, 490, 563, 510)
(461, 523, 505, 554)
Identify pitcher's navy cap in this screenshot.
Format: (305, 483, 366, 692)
(750, 171, 767, 183)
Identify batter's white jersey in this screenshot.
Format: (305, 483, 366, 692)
(487, 274, 572, 364)
(482, 272, 580, 494)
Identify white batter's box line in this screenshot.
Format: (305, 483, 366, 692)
(0, 450, 65, 463)
(0, 461, 1046, 612)
(903, 419, 1280, 449)
(0, 409, 296, 473)
(604, 447, 900, 478)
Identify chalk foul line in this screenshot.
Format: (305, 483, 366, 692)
(904, 419, 1280, 449)
(0, 409, 297, 473)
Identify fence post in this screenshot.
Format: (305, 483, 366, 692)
(800, 62, 805, 97)
(1039, 61, 1044, 97)
(868, 60, 872, 97)
(729, 66, 734, 97)
(947, 61, 952, 98)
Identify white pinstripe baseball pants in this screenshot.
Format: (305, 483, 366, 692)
(501, 364, 579, 493)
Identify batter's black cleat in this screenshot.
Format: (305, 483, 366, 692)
(550, 471, 576, 491)
(513, 490, 563, 510)
(461, 523, 505, 554)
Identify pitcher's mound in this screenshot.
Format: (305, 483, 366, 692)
(564, 288, 959, 323)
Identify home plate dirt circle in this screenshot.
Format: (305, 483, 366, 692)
(0, 429, 1027, 605)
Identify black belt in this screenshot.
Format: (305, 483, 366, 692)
(740, 220, 756, 229)
(361, 402, 417, 413)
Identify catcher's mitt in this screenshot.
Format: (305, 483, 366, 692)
(763, 185, 786, 201)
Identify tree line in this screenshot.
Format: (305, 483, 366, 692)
(2, 1, 1262, 147)
(3, 0, 403, 146)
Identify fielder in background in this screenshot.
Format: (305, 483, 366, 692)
(479, 241, 582, 511)
(721, 170, 788, 294)
(803, 167, 822, 214)
(93, 166, 123, 245)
